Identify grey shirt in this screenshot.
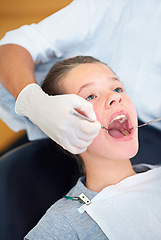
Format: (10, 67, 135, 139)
(24, 164, 151, 240)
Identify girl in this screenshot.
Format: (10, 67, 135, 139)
(25, 56, 161, 240)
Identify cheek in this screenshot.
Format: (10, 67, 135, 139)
(92, 107, 107, 148)
(93, 104, 103, 122)
(87, 128, 109, 156)
(127, 98, 138, 122)
(85, 103, 107, 153)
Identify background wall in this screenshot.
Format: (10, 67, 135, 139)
(0, 0, 72, 153)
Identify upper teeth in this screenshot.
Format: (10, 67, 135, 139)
(110, 114, 127, 124)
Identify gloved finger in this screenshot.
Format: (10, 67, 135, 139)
(73, 126, 100, 142)
(70, 146, 87, 154)
(60, 129, 92, 148)
(60, 131, 92, 153)
(76, 120, 101, 135)
(80, 103, 97, 121)
(61, 139, 88, 154)
(68, 135, 93, 149)
(71, 94, 97, 122)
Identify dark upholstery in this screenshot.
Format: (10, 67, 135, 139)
(0, 139, 80, 240)
(131, 120, 161, 165)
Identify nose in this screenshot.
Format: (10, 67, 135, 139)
(106, 92, 122, 107)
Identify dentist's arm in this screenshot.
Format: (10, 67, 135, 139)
(0, 44, 101, 154)
(0, 44, 36, 99)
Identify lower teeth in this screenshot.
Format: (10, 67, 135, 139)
(122, 130, 130, 136)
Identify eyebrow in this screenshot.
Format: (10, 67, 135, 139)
(77, 77, 120, 95)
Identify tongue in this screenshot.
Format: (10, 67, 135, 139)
(108, 129, 125, 138)
(108, 119, 130, 138)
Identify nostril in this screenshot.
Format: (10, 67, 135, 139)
(110, 100, 115, 105)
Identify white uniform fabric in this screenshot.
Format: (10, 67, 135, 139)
(1, 0, 161, 139)
(79, 165, 161, 240)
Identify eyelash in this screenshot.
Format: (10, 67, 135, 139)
(85, 87, 123, 101)
(86, 94, 96, 101)
(114, 87, 123, 93)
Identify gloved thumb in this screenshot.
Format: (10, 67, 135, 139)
(71, 95, 97, 122)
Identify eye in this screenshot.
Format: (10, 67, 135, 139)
(114, 87, 123, 93)
(86, 94, 96, 101)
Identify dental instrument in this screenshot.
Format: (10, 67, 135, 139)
(72, 110, 109, 131)
(130, 117, 161, 130)
(72, 110, 161, 131)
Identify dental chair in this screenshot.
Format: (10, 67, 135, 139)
(0, 138, 80, 240)
(1, 120, 161, 240)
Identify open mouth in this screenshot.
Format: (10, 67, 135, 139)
(107, 114, 132, 138)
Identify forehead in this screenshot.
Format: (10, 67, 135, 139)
(62, 63, 118, 93)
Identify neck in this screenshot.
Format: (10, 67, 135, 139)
(84, 157, 136, 192)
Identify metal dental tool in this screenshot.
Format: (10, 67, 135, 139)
(131, 117, 161, 130)
(72, 110, 109, 131)
(72, 110, 161, 131)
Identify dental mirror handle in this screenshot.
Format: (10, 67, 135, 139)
(72, 110, 95, 122)
(132, 117, 161, 129)
(71, 110, 108, 131)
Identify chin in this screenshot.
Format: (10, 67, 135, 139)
(115, 137, 139, 160)
(84, 126, 139, 161)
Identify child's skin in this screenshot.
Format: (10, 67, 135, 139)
(62, 63, 139, 192)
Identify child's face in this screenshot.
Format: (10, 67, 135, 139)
(62, 63, 138, 161)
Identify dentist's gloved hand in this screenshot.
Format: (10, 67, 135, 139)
(15, 83, 101, 154)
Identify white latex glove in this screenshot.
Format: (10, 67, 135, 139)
(15, 83, 101, 154)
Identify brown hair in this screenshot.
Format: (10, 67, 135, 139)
(41, 56, 107, 176)
(41, 55, 105, 96)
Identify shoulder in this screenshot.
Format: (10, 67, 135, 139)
(25, 178, 106, 240)
(43, 177, 98, 238)
(25, 203, 79, 239)
(49, 176, 95, 217)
